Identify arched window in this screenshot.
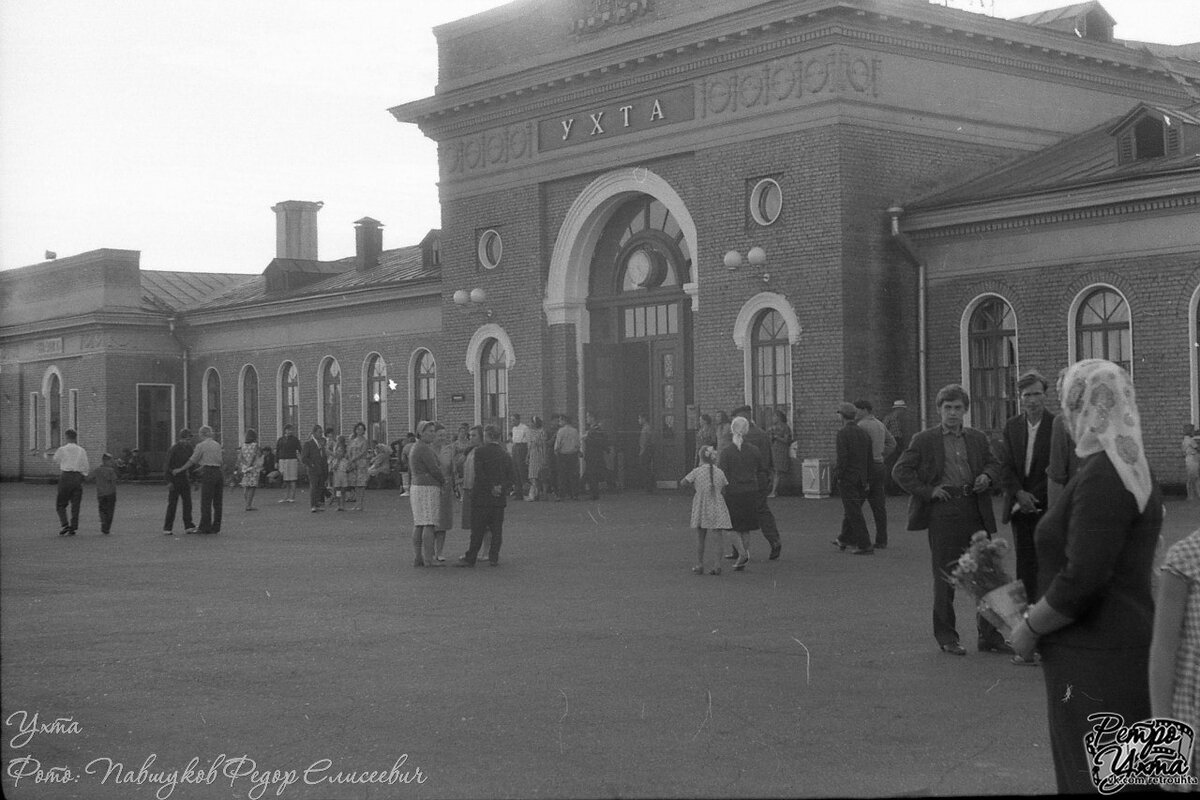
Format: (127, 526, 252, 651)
(967, 297, 1018, 433)
(751, 309, 791, 429)
(1076, 287, 1132, 375)
(47, 372, 62, 448)
(366, 354, 388, 444)
(481, 339, 508, 436)
(241, 365, 259, 439)
(414, 350, 436, 426)
(280, 361, 299, 434)
(204, 368, 222, 439)
(320, 357, 341, 433)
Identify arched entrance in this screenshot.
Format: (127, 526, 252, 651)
(546, 169, 698, 487)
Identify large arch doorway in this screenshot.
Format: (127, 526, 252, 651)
(583, 193, 693, 487)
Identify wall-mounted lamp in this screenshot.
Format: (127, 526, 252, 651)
(723, 246, 770, 283)
(452, 287, 493, 317)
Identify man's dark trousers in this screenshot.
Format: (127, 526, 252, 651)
(838, 479, 871, 550)
(308, 466, 327, 509)
(512, 443, 528, 497)
(163, 474, 194, 531)
(866, 461, 888, 547)
(197, 465, 224, 533)
(55, 472, 84, 531)
(465, 506, 505, 565)
(756, 492, 781, 548)
(1011, 511, 1042, 602)
(928, 497, 1004, 649)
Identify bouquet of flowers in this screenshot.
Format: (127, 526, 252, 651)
(945, 531, 1028, 637)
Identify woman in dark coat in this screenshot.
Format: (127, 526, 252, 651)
(717, 416, 767, 572)
(1010, 359, 1163, 794)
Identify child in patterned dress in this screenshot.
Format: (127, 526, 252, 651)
(679, 446, 732, 575)
(330, 436, 350, 511)
(1150, 526, 1200, 788)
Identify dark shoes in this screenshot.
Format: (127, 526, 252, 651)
(874, 543, 887, 550)
(769, 543, 782, 560)
(831, 539, 847, 552)
(940, 642, 967, 656)
(1011, 653, 1041, 666)
(59, 526, 70, 536)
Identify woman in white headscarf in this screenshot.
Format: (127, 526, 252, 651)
(1009, 359, 1162, 794)
(716, 416, 767, 571)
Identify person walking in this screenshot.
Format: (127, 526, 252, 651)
(238, 428, 264, 511)
(834, 402, 874, 555)
(1009, 359, 1163, 793)
(162, 428, 196, 535)
(581, 411, 610, 501)
(892, 384, 1005, 656)
(300, 425, 328, 513)
(408, 420, 444, 567)
(728, 405, 782, 561)
(554, 414, 581, 501)
(275, 423, 302, 503)
(680, 445, 732, 575)
(718, 417, 767, 571)
(456, 424, 515, 567)
(52, 428, 89, 536)
(510, 413, 530, 500)
(173, 425, 224, 534)
(88, 452, 119, 535)
(854, 400, 895, 549)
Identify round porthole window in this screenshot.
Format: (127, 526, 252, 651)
(478, 229, 503, 269)
(749, 178, 782, 226)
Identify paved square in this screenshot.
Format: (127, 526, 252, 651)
(2, 481, 1194, 798)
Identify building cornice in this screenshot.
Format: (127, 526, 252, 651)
(0, 311, 170, 342)
(392, 0, 1199, 136)
(903, 173, 1200, 239)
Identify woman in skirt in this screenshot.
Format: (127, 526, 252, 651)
(408, 421, 445, 567)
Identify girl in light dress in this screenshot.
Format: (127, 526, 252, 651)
(238, 429, 264, 511)
(1150, 526, 1200, 790)
(330, 435, 350, 511)
(679, 445, 732, 575)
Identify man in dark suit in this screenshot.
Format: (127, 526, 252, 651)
(581, 411, 610, 501)
(729, 405, 782, 560)
(301, 425, 328, 513)
(892, 384, 1005, 656)
(833, 402, 875, 555)
(994, 371, 1055, 607)
(457, 424, 515, 567)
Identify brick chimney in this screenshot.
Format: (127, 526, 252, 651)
(355, 217, 383, 271)
(271, 200, 323, 259)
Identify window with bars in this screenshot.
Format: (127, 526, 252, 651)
(48, 373, 62, 449)
(481, 340, 508, 438)
(1076, 288, 1132, 375)
(242, 365, 259, 438)
(321, 358, 341, 433)
(414, 351, 436, 427)
(967, 298, 1018, 434)
(622, 303, 679, 339)
(204, 369, 222, 439)
(280, 362, 299, 434)
(751, 309, 791, 429)
(368, 355, 388, 445)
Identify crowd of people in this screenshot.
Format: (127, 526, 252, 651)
(46, 357, 1200, 791)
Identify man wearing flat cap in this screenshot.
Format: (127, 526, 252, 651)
(833, 401, 874, 555)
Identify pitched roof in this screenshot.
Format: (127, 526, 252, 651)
(184, 244, 439, 312)
(1010, 2, 1114, 29)
(140, 270, 255, 313)
(910, 104, 1200, 210)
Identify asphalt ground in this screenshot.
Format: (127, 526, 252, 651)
(1, 481, 1197, 800)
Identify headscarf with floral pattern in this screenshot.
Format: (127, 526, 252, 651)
(730, 416, 749, 450)
(1058, 358, 1152, 512)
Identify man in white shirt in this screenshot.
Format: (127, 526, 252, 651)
(994, 371, 1055, 618)
(509, 414, 531, 499)
(53, 428, 90, 535)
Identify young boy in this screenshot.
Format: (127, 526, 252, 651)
(90, 453, 120, 535)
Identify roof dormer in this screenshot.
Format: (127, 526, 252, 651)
(1012, 2, 1115, 44)
(1108, 104, 1200, 165)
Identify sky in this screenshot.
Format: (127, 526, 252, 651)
(1, 0, 1197, 275)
